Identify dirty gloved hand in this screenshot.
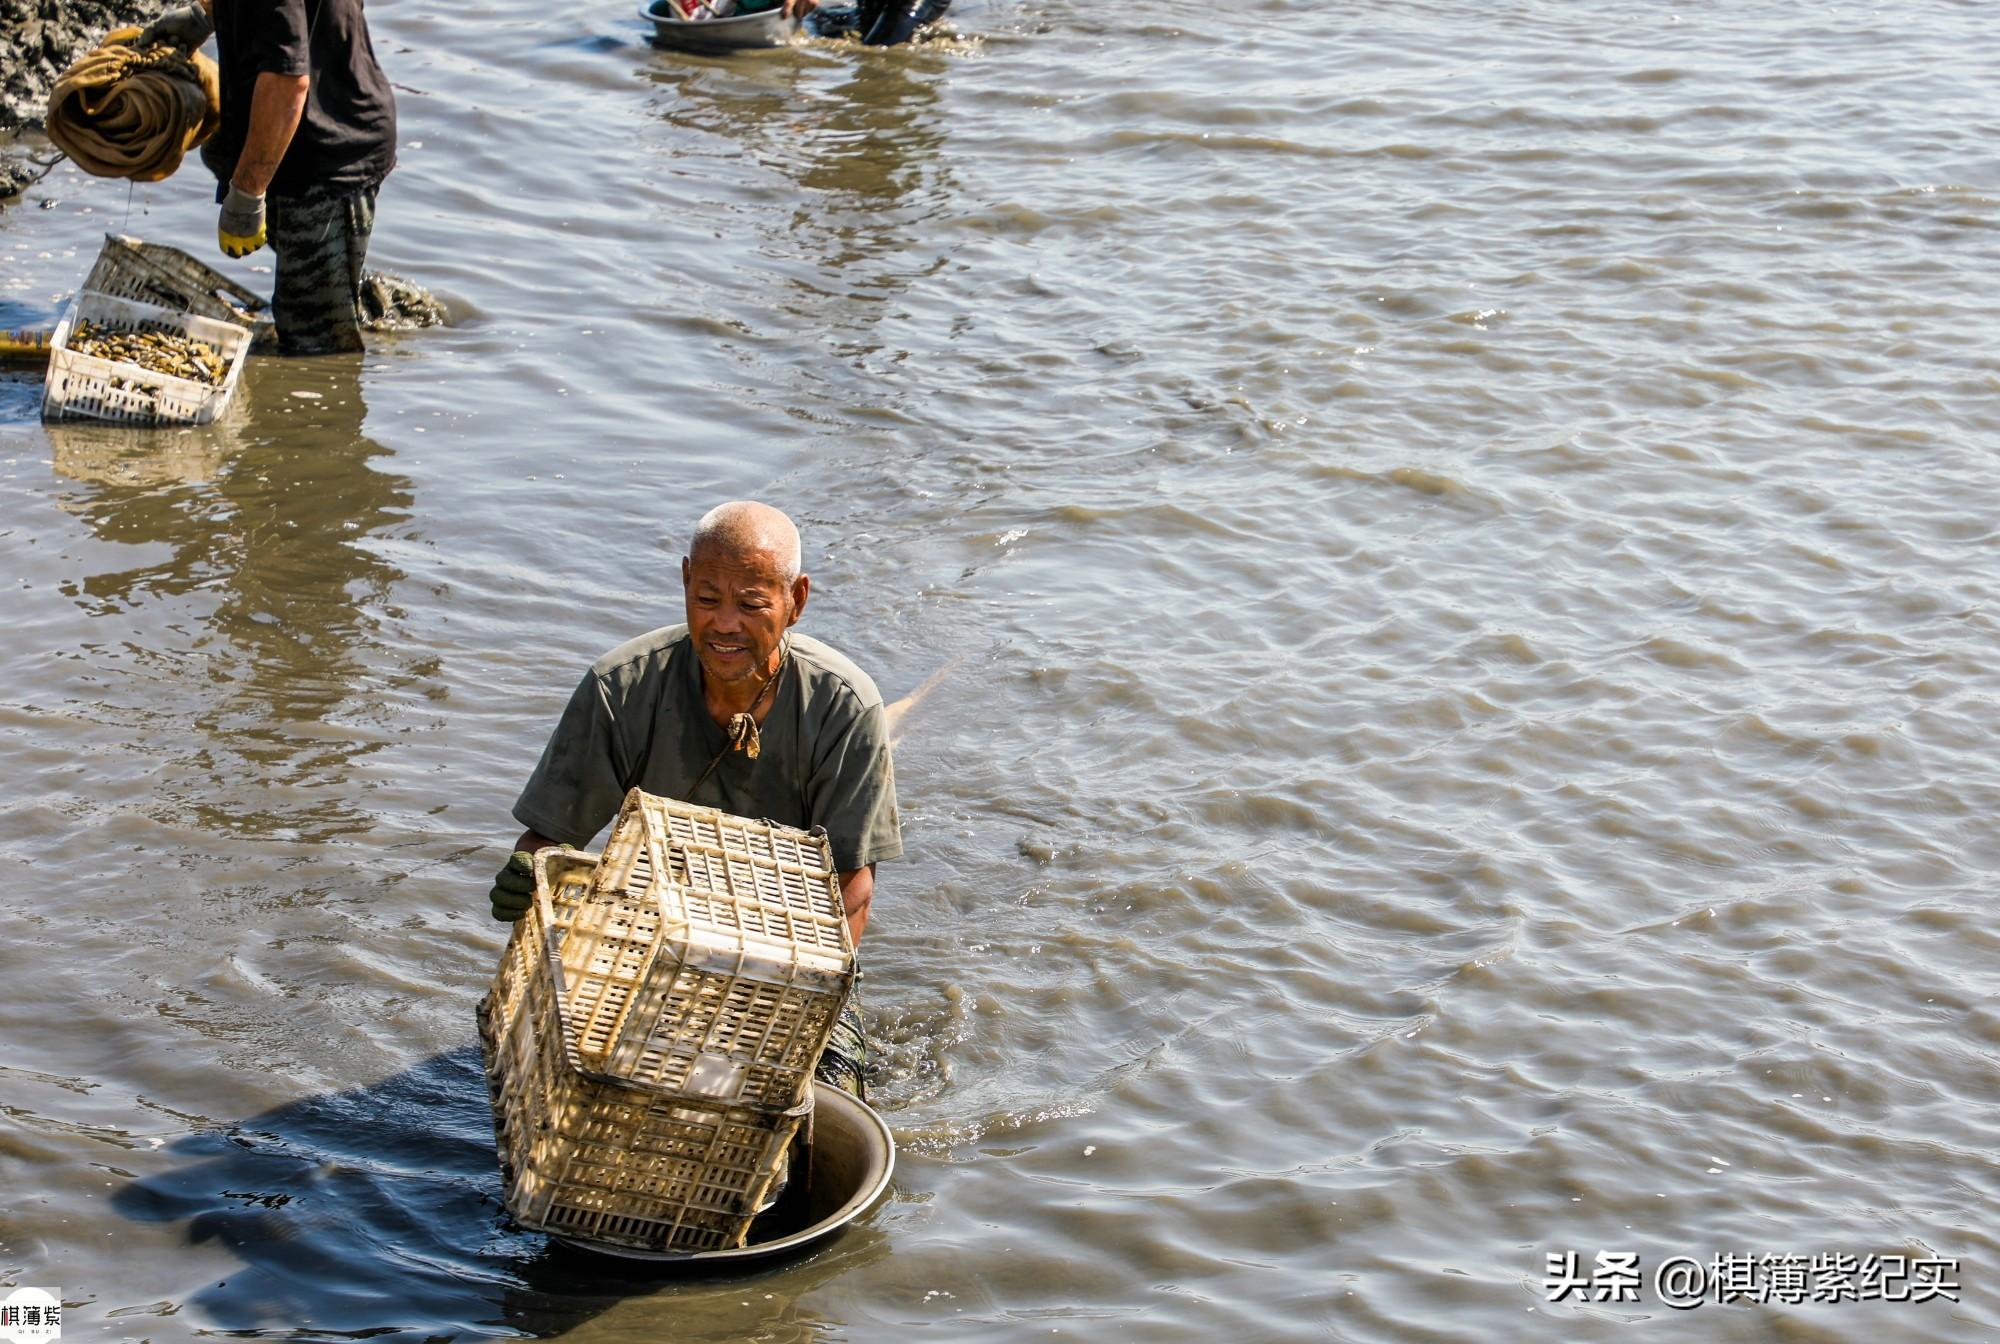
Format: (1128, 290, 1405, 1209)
(218, 184, 267, 258)
(125, 3, 215, 51)
(490, 851, 537, 922)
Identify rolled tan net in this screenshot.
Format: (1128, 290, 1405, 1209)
(45, 31, 222, 182)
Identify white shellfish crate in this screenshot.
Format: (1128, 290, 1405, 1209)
(564, 789, 856, 1109)
(477, 848, 812, 1253)
(41, 289, 252, 427)
(84, 233, 273, 335)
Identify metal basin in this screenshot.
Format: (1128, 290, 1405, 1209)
(553, 1081, 895, 1264)
(639, 0, 798, 50)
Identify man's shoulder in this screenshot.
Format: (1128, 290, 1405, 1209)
(789, 633, 885, 712)
(589, 624, 692, 686)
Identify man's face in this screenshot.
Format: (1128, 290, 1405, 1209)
(682, 547, 808, 689)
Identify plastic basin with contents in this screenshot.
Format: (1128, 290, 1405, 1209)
(639, 0, 798, 50)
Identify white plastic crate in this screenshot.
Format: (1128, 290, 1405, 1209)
(559, 790, 856, 1110)
(42, 289, 253, 427)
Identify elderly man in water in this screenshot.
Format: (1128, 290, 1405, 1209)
(488, 500, 900, 1095)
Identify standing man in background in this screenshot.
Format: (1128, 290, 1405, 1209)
(129, 0, 396, 354)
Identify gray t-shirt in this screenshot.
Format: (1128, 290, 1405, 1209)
(512, 625, 902, 871)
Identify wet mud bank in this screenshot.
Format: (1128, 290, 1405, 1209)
(2, 0, 147, 198)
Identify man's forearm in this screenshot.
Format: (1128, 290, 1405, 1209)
(838, 864, 874, 946)
(233, 71, 310, 195)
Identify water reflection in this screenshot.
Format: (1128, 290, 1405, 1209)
(781, 51, 955, 267)
(45, 359, 422, 841)
(646, 43, 955, 300)
(111, 1047, 888, 1340)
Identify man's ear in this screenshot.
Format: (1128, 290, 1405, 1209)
(789, 573, 810, 625)
(681, 555, 691, 588)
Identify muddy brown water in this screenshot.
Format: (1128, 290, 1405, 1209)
(2, 1, 1999, 1340)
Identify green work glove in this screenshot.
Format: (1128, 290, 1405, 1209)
(490, 851, 536, 922)
(219, 184, 267, 259)
(132, 3, 215, 51)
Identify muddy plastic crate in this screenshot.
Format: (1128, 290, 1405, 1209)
(478, 848, 812, 1254)
(84, 233, 272, 335)
(562, 788, 856, 1110)
(41, 289, 252, 426)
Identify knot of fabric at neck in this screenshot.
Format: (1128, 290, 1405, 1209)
(726, 711, 762, 761)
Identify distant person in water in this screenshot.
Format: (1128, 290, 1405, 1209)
(791, 0, 951, 45)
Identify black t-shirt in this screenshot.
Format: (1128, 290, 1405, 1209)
(201, 0, 396, 199)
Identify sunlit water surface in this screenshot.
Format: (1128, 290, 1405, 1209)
(2, 1, 1997, 1340)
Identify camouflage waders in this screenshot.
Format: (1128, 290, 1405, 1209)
(815, 992, 869, 1101)
(766, 991, 866, 1210)
(267, 181, 378, 355)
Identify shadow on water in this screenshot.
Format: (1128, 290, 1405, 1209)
(41, 357, 436, 842)
(111, 1046, 890, 1341)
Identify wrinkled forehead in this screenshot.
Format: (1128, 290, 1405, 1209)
(686, 542, 794, 589)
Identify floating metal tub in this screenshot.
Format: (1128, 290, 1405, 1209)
(640, 0, 798, 51)
(552, 1081, 895, 1265)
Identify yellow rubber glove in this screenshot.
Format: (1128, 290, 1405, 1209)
(219, 184, 267, 258)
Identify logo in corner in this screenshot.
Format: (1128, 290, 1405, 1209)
(0, 1288, 60, 1343)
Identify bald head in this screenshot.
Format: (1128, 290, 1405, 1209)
(689, 501, 803, 583)
(682, 502, 810, 691)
